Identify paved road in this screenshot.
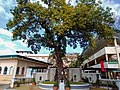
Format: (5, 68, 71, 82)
(0, 84, 9, 90)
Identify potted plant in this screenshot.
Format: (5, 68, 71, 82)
(14, 81, 20, 87)
(32, 78, 36, 86)
(65, 81, 70, 90)
(53, 82, 59, 90)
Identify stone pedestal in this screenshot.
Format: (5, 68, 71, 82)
(59, 80, 65, 90)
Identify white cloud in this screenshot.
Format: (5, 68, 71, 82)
(31, 0, 75, 6)
(17, 40, 28, 47)
(0, 38, 16, 50)
(4, 42, 16, 50)
(99, 0, 120, 17)
(30, 0, 48, 7)
(0, 0, 15, 20)
(0, 28, 30, 54)
(16, 49, 24, 51)
(96, 0, 120, 29)
(0, 49, 15, 55)
(0, 38, 4, 45)
(0, 6, 11, 20)
(0, 0, 15, 8)
(0, 28, 12, 37)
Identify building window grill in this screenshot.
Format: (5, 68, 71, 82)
(21, 67, 25, 75)
(16, 67, 20, 75)
(73, 75, 76, 81)
(0, 67, 2, 74)
(3, 66, 8, 75)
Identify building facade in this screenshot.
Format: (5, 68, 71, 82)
(82, 33, 120, 82)
(0, 55, 51, 84)
(48, 67, 81, 82)
(0, 52, 80, 85)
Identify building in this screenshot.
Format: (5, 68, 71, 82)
(0, 51, 80, 86)
(16, 51, 49, 63)
(49, 67, 81, 82)
(82, 33, 120, 82)
(16, 51, 78, 67)
(0, 55, 51, 84)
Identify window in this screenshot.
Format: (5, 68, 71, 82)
(3, 67, 8, 75)
(9, 66, 14, 75)
(16, 67, 20, 75)
(0, 67, 2, 74)
(21, 67, 24, 75)
(73, 75, 76, 81)
(39, 76, 42, 81)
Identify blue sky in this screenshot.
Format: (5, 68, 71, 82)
(0, 0, 120, 55)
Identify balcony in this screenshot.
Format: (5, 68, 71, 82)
(91, 61, 119, 69)
(108, 60, 118, 64)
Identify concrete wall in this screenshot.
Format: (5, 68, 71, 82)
(16, 59, 48, 78)
(0, 59, 18, 84)
(0, 75, 13, 84)
(49, 68, 81, 82)
(16, 60, 26, 77)
(49, 68, 56, 81)
(82, 73, 97, 83)
(68, 68, 81, 82)
(35, 73, 48, 82)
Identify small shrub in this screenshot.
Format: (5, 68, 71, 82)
(42, 81, 56, 84)
(54, 82, 59, 87)
(65, 81, 70, 87)
(32, 78, 36, 83)
(112, 82, 118, 88)
(14, 81, 20, 87)
(70, 81, 85, 84)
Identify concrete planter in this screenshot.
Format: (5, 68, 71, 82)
(53, 86, 59, 90)
(39, 83, 89, 90)
(32, 82, 36, 86)
(65, 87, 70, 90)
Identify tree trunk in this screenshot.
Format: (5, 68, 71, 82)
(54, 49, 67, 83)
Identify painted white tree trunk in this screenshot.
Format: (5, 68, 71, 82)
(59, 80, 65, 90)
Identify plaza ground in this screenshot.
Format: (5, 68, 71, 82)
(0, 84, 9, 90)
(0, 84, 109, 90)
(91, 88, 107, 90)
(15, 86, 108, 90)
(13, 86, 44, 90)
(5, 86, 108, 90)
(0, 85, 44, 90)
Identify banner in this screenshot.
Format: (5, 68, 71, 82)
(100, 61, 105, 72)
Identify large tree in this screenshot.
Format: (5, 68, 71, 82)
(7, 0, 115, 82)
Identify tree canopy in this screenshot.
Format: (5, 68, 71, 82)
(7, 0, 115, 82)
(7, 0, 115, 53)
